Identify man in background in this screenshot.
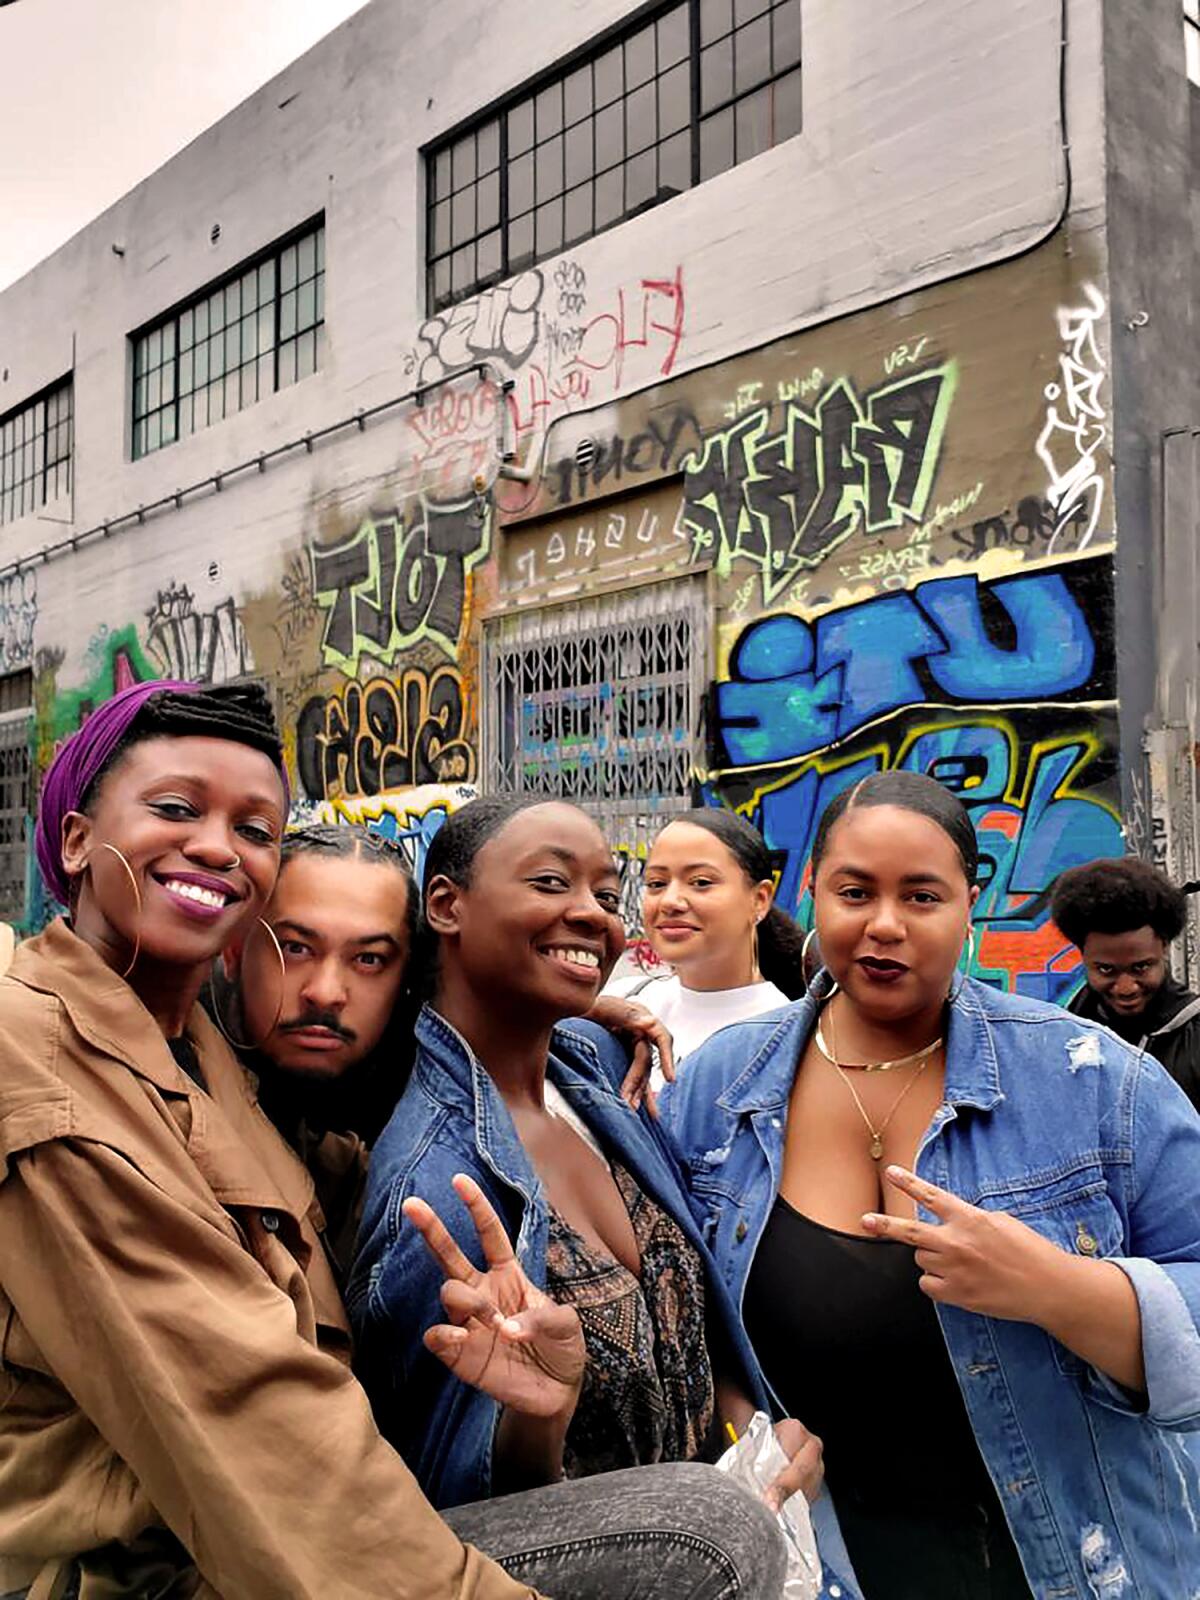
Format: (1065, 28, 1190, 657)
(1052, 856, 1200, 1111)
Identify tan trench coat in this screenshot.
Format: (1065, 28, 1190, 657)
(0, 919, 537, 1600)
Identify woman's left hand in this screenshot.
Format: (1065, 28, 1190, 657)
(863, 1165, 1074, 1323)
(583, 994, 676, 1116)
(765, 1418, 824, 1511)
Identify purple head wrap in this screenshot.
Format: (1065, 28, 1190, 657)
(35, 678, 290, 908)
(36, 681, 198, 906)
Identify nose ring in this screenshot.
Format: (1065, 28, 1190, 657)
(223, 854, 242, 871)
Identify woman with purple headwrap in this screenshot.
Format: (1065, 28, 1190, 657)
(0, 681, 789, 1600)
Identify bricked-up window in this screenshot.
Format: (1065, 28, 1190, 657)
(0, 671, 32, 921)
(1187, 0, 1200, 84)
(131, 217, 325, 459)
(0, 378, 73, 528)
(427, 0, 801, 311)
(0, 670, 31, 716)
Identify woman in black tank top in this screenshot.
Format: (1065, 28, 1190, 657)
(663, 772, 1190, 1599)
(734, 774, 1047, 1598)
(744, 1197, 1029, 1598)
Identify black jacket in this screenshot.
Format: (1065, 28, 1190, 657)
(1068, 976, 1200, 1112)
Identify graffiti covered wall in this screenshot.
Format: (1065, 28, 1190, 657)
(25, 251, 688, 923)
(1, 0, 1120, 1002)
(25, 237, 1118, 1005)
(708, 556, 1119, 1002)
(496, 238, 1118, 1000)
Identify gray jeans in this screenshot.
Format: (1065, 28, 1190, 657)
(445, 1461, 788, 1598)
(4, 1463, 786, 1599)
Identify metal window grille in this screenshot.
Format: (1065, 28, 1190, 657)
(0, 376, 73, 528)
(131, 217, 325, 460)
(426, 0, 801, 311)
(481, 577, 709, 928)
(0, 706, 31, 921)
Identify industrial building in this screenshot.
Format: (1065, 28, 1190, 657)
(0, 0, 1195, 996)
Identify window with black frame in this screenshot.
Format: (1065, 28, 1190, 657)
(427, 0, 801, 311)
(131, 217, 325, 460)
(0, 378, 73, 528)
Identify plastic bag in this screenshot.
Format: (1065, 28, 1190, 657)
(714, 1411, 822, 1600)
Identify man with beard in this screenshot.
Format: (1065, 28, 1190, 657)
(1052, 856, 1200, 1111)
(219, 823, 416, 1274)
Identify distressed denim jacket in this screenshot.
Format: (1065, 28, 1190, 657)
(348, 1005, 860, 1600)
(660, 973, 1200, 1600)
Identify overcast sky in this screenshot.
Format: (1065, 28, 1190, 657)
(0, 0, 372, 291)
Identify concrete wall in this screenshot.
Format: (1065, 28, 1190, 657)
(1102, 0, 1200, 976)
(0, 0, 1115, 990)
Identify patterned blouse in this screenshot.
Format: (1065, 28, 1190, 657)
(544, 1160, 715, 1478)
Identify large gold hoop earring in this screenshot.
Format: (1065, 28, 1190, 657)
(961, 924, 977, 971)
(99, 844, 142, 980)
(800, 925, 839, 998)
(210, 919, 287, 1051)
(750, 918, 762, 982)
(801, 926, 817, 981)
(254, 918, 287, 1040)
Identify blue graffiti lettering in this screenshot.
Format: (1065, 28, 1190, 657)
(719, 567, 1100, 767)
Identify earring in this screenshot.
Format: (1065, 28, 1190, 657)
(799, 925, 839, 999)
(99, 844, 142, 980)
(800, 926, 818, 986)
(962, 924, 977, 971)
(750, 918, 761, 982)
(210, 919, 286, 1051)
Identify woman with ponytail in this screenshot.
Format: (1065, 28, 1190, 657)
(605, 809, 802, 1073)
(661, 771, 1200, 1600)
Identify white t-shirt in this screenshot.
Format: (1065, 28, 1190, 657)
(604, 971, 791, 1087)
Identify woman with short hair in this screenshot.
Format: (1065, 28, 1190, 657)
(351, 795, 848, 1599)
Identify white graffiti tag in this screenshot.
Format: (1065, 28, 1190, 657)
(1036, 283, 1108, 553)
(0, 569, 37, 671)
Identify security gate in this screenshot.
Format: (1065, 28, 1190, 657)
(480, 576, 709, 929)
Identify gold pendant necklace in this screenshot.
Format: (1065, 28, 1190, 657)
(814, 1021, 942, 1073)
(824, 1006, 937, 1160)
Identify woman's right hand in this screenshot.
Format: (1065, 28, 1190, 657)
(403, 1173, 587, 1421)
(766, 1418, 825, 1510)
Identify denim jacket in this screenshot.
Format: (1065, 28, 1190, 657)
(660, 973, 1200, 1600)
(348, 1006, 859, 1600)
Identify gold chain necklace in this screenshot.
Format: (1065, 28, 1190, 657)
(824, 1006, 938, 1160)
(813, 1022, 943, 1074)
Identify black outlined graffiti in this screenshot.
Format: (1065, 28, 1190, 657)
(310, 497, 489, 671)
(681, 365, 956, 601)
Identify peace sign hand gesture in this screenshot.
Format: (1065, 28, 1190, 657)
(861, 1165, 1075, 1321)
(861, 1165, 1146, 1394)
(403, 1173, 587, 1420)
